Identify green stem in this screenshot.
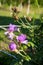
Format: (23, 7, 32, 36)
(20, 18, 25, 25)
(24, 17, 31, 26)
(0, 26, 7, 30)
(18, 51, 31, 61)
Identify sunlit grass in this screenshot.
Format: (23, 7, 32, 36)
(0, 6, 43, 18)
(0, 10, 11, 17)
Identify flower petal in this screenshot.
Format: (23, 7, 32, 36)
(21, 40, 28, 44)
(4, 31, 9, 35)
(8, 32, 14, 40)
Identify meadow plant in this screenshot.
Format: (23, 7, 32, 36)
(0, 23, 31, 61)
(0, 17, 42, 65)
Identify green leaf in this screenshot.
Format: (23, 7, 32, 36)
(27, 42, 35, 47)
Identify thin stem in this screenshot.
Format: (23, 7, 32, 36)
(19, 18, 25, 25)
(0, 25, 21, 28)
(16, 19, 22, 25)
(19, 50, 27, 55)
(0, 26, 7, 30)
(18, 51, 31, 61)
(24, 17, 31, 26)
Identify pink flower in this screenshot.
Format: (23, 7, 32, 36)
(9, 42, 17, 51)
(4, 32, 15, 40)
(16, 34, 28, 44)
(8, 32, 14, 40)
(4, 24, 20, 40)
(8, 24, 19, 32)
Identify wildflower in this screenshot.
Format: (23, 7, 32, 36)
(16, 34, 28, 44)
(8, 24, 19, 32)
(8, 24, 16, 32)
(4, 24, 20, 40)
(8, 32, 14, 40)
(9, 42, 17, 51)
(4, 31, 15, 40)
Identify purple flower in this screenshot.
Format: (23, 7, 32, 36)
(4, 31, 15, 40)
(9, 42, 16, 51)
(4, 24, 20, 40)
(16, 34, 28, 44)
(8, 24, 18, 32)
(16, 34, 26, 41)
